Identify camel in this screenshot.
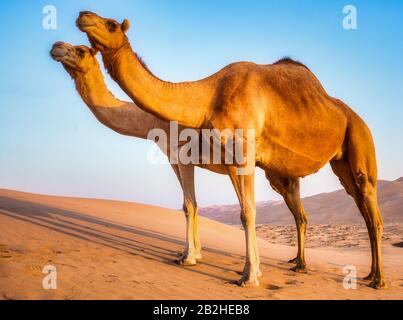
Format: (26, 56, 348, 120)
(50, 41, 205, 266)
(50, 41, 310, 270)
(76, 11, 386, 289)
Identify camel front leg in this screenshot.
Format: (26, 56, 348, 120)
(227, 166, 261, 287)
(192, 206, 202, 258)
(175, 164, 202, 266)
(170, 164, 190, 260)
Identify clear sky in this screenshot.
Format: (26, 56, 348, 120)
(0, 1, 402, 209)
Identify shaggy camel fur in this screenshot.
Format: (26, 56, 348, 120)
(76, 11, 386, 288)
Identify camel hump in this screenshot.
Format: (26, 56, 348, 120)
(272, 57, 310, 70)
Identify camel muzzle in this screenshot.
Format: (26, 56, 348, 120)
(50, 42, 70, 61)
(76, 11, 98, 29)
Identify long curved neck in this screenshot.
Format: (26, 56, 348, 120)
(73, 65, 168, 139)
(102, 43, 214, 129)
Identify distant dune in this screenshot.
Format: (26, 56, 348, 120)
(200, 178, 403, 225)
(0, 189, 402, 300)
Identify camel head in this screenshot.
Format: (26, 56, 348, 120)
(76, 11, 130, 52)
(50, 42, 99, 77)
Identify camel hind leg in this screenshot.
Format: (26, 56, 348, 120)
(266, 173, 308, 273)
(330, 159, 376, 278)
(330, 118, 386, 289)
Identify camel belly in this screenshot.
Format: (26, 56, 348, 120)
(257, 103, 348, 178)
(257, 140, 340, 178)
(196, 163, 228, 175)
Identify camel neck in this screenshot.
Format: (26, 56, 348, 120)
(72, 66, 165, 139)
(102, 43, 213, 129)
(74, 67, 122, 109)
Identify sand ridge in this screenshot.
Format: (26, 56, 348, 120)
(200, 178, 403, 225)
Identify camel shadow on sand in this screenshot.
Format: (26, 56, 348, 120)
(0, 196, 297, 284)
(0, 196, 351, 289)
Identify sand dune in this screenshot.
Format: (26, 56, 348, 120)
(0, 189, 402, 300)
(200, 178, 403, 225)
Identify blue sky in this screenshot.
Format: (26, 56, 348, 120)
(0, 1, 402, 208)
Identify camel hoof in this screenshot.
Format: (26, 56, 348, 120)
(290, 264, 307, 273)
(237, 276, 260, 288)
(177, 251, 202, 260)
(175, 256, 197, 267)
(369, 279, 387, 290)
(236, 267, 261, 287)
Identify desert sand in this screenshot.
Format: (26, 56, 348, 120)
(256, 224, 403, 250)
(0, 189, 402, 300)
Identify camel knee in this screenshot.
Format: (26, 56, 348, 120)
(183, 199, 197, 217)
(240, 213, 250, 228)
(240, 207, 255, 228)
(355, 170, 379, 198)
(369, 214, 384, 231)
(296, 211, 308, 225)
(355, 172, 384, 229)
(355, 171, 370, 196)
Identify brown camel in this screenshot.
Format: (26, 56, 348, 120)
(50, 41, 310, 270)
(77, 11, 386, 288)
(50, 41, 204, 265)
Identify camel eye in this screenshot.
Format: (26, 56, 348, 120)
(107, 21, 118, 32)
(76, 48, 85, 58)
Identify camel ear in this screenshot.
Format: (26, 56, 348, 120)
(121, 19, 130, 33)
(90, 47, 99, 56)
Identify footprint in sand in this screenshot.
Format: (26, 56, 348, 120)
(27, 265, 42, 272)
(0, 246, 17, 260)
(2, 293, 15, 300)
(102, 274, 119, 283)
(0, 251, 13, 259)
(392, 241, 403, 248)
(266, 284, 283, 290)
